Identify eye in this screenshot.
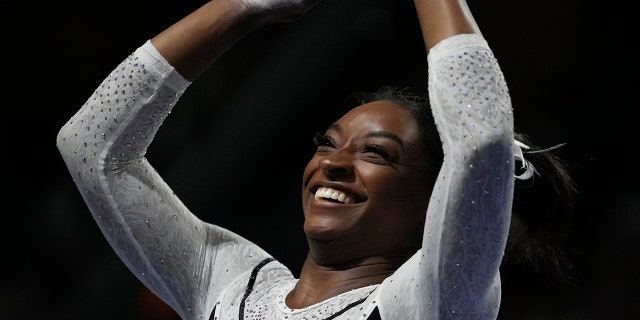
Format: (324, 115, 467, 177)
(313, 133, 336, 153)
(362, 143, 397, 164)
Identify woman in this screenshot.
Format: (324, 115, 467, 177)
(56, 0, 574, 318)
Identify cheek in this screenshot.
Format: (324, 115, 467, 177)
(396, 175, 432, 224)
(367, 168, 430, 216)
(359, 165, 402, 193)
(360, 167, 407, 212)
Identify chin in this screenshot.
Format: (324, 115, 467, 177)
(303, 223, 337, 242)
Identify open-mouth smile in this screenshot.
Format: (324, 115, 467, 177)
(314, 186, 355, 204)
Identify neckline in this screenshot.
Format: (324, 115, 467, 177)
(277, 281, 380, 314)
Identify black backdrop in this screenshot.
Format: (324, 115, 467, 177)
(1, 0, 638, 319)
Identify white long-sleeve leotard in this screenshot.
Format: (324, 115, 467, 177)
(56, 33, 514, 320)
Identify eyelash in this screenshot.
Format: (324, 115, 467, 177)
(363, 143, 393, 160)
(313, 132, 333, 147)
(313, 133, 396, 162)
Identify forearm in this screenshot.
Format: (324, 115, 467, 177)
(151, 0, 257, 81)
(150, 0, 323, 81)
(413, 0, 480, 51)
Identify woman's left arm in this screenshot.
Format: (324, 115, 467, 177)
(378, 1, 514, 319)
(420, 1, 514, 318)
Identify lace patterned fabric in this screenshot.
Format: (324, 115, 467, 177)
(212, 261, 380, 320)
(56, 32, 513, 320)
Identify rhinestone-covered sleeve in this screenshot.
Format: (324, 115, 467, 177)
(56, 41, 273, 320)
(378, 34, 514, 319)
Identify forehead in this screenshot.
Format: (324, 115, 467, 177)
(334, 100, 418, 139)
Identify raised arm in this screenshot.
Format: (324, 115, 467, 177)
(151, 0, 323, 80)
(399, 0, 514, 318)
(56, 1, 322, 319)
(413, 0, 480, 50)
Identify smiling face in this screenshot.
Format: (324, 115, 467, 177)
(301, 100, 436, 265)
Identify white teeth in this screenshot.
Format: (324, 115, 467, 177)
(314, 187, 353, 204)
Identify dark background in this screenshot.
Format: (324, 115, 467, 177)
(1, 0, 638, 319)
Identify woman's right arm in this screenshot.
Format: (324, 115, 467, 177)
(151, 0, 322, 81)
(56, 1, 322, 319)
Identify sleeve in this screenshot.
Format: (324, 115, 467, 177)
(56, 40, 274, 320)
(377, 34, 514, 319)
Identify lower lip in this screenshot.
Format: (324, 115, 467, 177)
(310, 197, 354, 208)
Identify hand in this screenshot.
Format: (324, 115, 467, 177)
(239, 0, 325, 24)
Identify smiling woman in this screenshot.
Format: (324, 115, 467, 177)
(301, 100, 434, 271)
(55, 0, 575, 319)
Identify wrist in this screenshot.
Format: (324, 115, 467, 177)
(226, 0, 279, 29)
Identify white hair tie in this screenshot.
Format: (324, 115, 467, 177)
(513, 140, 566, 180)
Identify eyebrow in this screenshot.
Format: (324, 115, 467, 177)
(327, 123, 406, 149)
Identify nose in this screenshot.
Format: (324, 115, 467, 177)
(319, 150, 354, 180)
